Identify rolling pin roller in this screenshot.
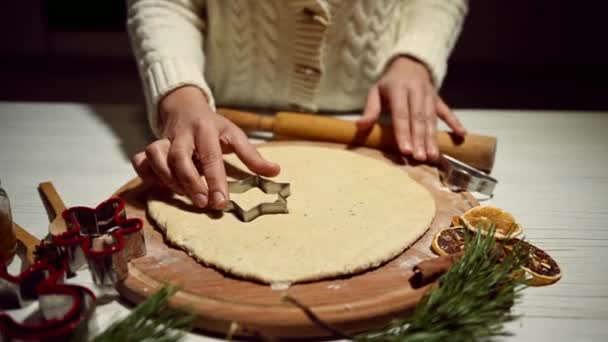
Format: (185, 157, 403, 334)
(218, 109, 497, 174)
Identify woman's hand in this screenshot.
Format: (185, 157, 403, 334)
(131, 86, 280, 209)
(357, 56, 467, 162)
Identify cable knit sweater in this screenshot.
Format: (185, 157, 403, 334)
(127, 0, 468, 135)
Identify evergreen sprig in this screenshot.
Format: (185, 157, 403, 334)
(356, 227, 528, 342)
(90, 286, 194, 342)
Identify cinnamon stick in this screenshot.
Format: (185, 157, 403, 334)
(410, 253, 463, 288)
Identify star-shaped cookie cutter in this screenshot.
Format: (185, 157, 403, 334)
(48, 198, 146, 286)
(0, 256, 96, 341)
(223, 176, 291, 222)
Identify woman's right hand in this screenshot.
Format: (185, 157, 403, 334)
(131, 86, 280, 209)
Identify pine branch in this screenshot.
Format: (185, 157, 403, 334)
(89, 285, 194, 342)
(357, 226, 528, 342)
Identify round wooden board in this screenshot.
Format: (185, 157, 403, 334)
(111, 142, 478, 338)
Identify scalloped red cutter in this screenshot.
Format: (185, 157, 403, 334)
(53, 197, 146, 286)
(0, 256, 96, 341)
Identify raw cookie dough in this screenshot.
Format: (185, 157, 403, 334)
(147, 145, 436, 284)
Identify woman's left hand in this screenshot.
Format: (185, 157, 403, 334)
(357, 56, 467, 162)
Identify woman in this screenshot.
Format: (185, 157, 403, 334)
(127, 0, 468, 209)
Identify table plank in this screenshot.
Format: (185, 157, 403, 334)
(1, 102, 607, 341)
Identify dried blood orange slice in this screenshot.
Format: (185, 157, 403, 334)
(461, 206, 522, 239)
(507, 240, 561, 286)
(432, 227, 466, 256)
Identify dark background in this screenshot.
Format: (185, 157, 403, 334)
(1, 0, 606, 110)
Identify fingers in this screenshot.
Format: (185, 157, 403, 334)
(437, 97, 467, 136)
(144, 139, 185, 195)
(388, 86, 413, 155)
(169, 137, 209, 208)
(226, 126, 281, 177)
(194, 125, 229, 210)
(424, 89, 439, 161)
(357, 86, 381, 130)
(408, 86, 427, 161)
(131, 151, 162, 185)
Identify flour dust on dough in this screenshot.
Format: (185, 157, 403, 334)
(147, 145, 436, 284)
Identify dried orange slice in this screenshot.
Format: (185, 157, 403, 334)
(507, 240, 561, 286)
(461, 206, 522, 239)
(432, 227, 466, 256)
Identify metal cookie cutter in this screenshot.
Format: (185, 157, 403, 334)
(438, 154, 498, 197)
(223, 176, 291, 222)
(0, 256, 96, 341)
(51, 198, 146, 286)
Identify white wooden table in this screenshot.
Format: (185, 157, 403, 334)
(1, 102, 607, 341)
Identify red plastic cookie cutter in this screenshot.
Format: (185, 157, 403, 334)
(0, 256, 96, 341)
(53, 198, 146, 286)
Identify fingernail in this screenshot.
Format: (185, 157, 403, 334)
(415, 149, 426, 161)
(271, 164, 281, 176)
(211, 191, 226, 209)
(266, 161, 280, 173)
(400, 143, 413, 154)
(193, 193, 208, 208)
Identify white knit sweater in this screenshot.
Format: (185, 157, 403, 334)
(127, 0, 468, 135)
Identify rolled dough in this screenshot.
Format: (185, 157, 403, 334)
(147, 145, 436, 284)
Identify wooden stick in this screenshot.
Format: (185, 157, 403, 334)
(38, 182, 67, 219)
(38, 182, 69, 236)
(13, 222, 39, 265)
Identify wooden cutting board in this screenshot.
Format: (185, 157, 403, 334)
(98, 142, 477, 338)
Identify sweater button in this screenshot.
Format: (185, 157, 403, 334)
(296, 64, 321, 77)
(302, 8, 329, 26)
(304, 68, 316, 76)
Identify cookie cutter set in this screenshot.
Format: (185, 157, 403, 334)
(0, 198, 146, 341)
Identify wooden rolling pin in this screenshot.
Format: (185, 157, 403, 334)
(218, 108, 497, 173)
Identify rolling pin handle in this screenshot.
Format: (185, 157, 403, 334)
(219, 108, 275, 132)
